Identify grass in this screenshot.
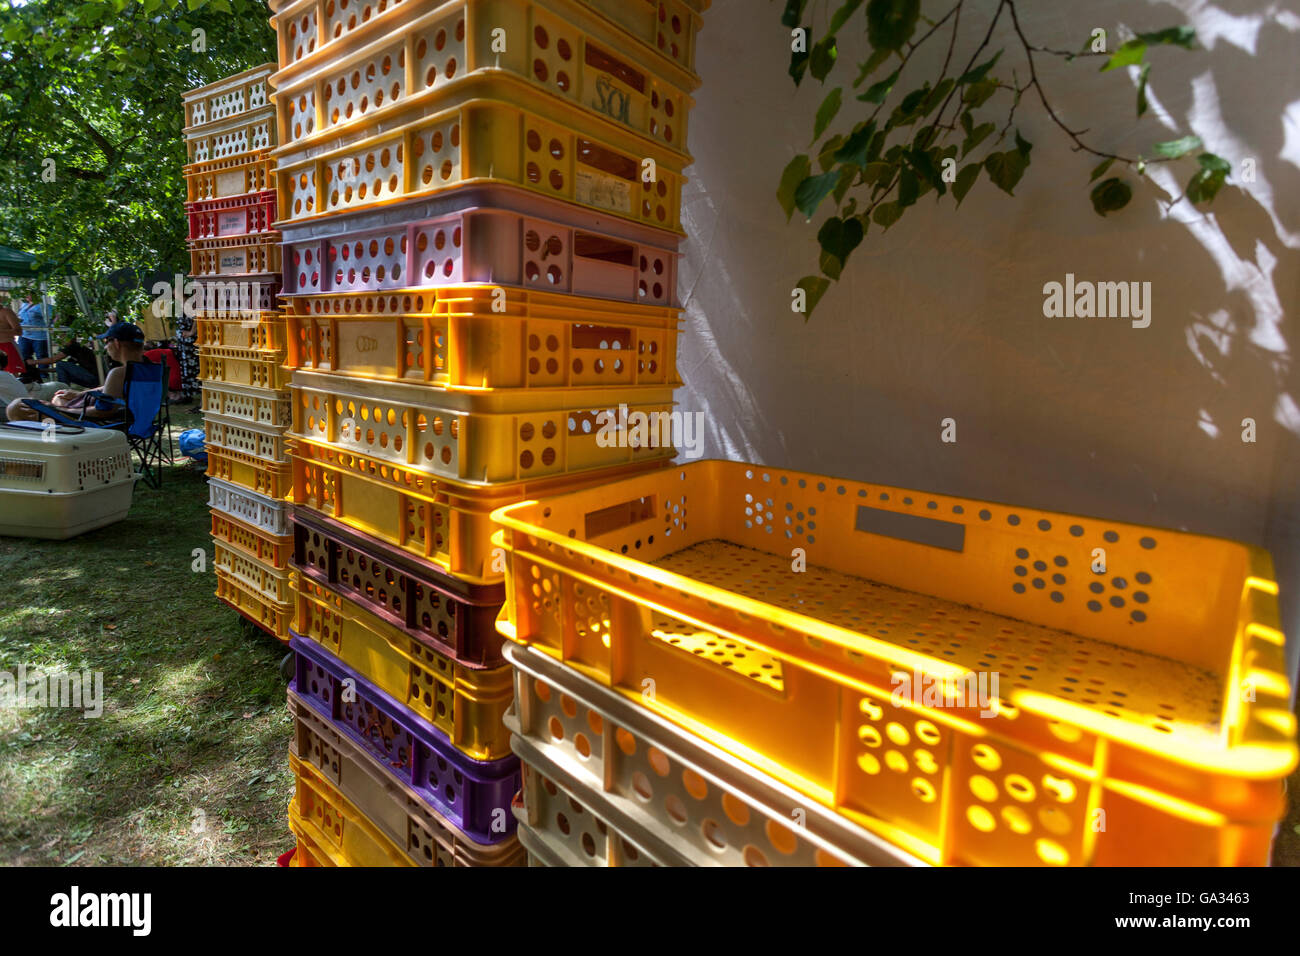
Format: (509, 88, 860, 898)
(0, 406, 294, 866)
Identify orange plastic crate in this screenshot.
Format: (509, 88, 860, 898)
(190, 235, 283, 278)
(200, 344, 292, 391)
(210, 508, 295, 569)
(185, 150, 277, 202)
(215, 565, 292, 642)
(285, 284, 678, 389)
(492, 460, 1298, 867)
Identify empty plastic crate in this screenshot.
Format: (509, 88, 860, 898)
(207, 445, 293, 499)
(505, 641, 918, 866)
(211, 508, 295, 569)
(196, 313, 289, 354)
(289, 738, 525, 866)
(190, 235, 283, 277)
(271, 0, 705, 85)
(514, 763, 660, 866)
(185, 150, 277, 202)
(0, 422, 135, 540)
(491, 460, 1299, 867)
(281, 189, 679, 305)
(209, 475, 293, 535)
(292, 637, 520, 842)
(270, 0, 694, 158)
(184, 62, 276, 132)
(290, 371, 677, 485)
(285, 284, 678, 389)
(214, 541, 294, 605)
(200, 344, 292, 391)
(293, 508, 505, 667)
(186, 191, 279, 240)
(201, 382, 293, 432)
(215, 565, 292, 641)
(186, 107, 277, 164)
(204, 414, 292, 465)
(290, 435, 667, 582)
(275, 73, 685, 233)
(294, 574, 514, 760)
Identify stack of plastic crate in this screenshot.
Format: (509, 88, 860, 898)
(267, 0, 707, 867)
(183, 64, 296, 642)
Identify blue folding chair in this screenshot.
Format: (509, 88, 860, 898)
(18, 360, 172, 488)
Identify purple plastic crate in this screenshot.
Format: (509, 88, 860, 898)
(291, 631, 519, 844)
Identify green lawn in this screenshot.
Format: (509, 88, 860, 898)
(0, 406, 294, 866)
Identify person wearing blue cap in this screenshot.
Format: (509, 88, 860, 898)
(4, 321, 146, 424)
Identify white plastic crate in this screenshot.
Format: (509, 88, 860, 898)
(208, 475, 293, 537)
(184, 63, 276, 132)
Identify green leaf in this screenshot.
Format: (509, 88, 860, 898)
(907, 148, 945, 196)
(1089, 158, 1115, 182)
(817, 215, 865, 280)
(1137, 25, 1196, 49)
(828, 0, 865, 34)
(789, 44, 811, 86)
(1151, 135, 1202, 159)
(962, 78, 997, 108)
(921, 78, 956, 117)
(872, 201, 904, 229)
(813, 87, 843, 142)
(861, 161, 894, 185)
(781, 0, 808, 28)
(795, 276, 832, 318)
(1186, 153, 1229, 204)
(1101, 39, 1145, 72)
(896, 167, 919, 207)
(832, 164, 858, 204)
(777, 154, 812, 220)
(1197, 152, 1231, 173)
(810, 36, 839, 82)
(794, 170, 842, 218)
(1090, 177, 1133, 216)
(1136, 64, 1151, 116)
(857, 68, 900, 104)
(832, 122, 877, 166)
(853, 48, 893, 87)
(818, 134, 845, 171)
(984, 146, 1030, 196)
(957, 50, 1002, 86)
(866, 0, 920, 51)
(953, 163, 981, 204)
(961, 121, 995, 158)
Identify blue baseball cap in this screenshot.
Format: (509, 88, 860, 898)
(99, 321, 145, 344)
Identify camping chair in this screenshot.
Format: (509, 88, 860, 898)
(17, 359, 172, 489)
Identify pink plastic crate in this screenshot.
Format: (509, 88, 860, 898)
(186, 191, 278, 241)
(281, 191, 677, 307)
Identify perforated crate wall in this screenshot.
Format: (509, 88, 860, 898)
(200, 346, 291, 391)
(187, 108, 276, 163)
(186, 191, 278, 241)
(195, 314, 288, 355)
(190, 236, 283, 277)
(185, 152, 276, 202)
(284, 204, 678, 306)
(209, 475, 293, 535)
(185, 63, 274, 130)
(186, 276, 284, 315)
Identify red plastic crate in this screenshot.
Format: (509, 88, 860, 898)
(186, 191, 279, 241)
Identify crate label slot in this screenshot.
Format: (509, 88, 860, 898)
(575, 168, 632, 215)
(218, 212, 246, 236)
(219, 251, 249, 274)
(585, 495, 656, 539)
(854, 505, 966, 552)
(215, 170, 246, 197)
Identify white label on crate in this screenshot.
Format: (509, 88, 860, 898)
(576, 167, 632, 215)
(215, 170, 246, 197)
(217, 211, 246, 236)
(219, 250, 248, 274)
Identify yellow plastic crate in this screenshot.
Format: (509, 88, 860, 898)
(294, 576, 514, 760)
(215, 565, 292, 642)
(190, 235, 283, 278)
(201, 382, 293, 430)
(290, 435, 666, 583)
(492, 460, 1298, 867)
(271, 0, 705, 85)
(204, 414, 292, 466)
(211, 508, 295, 569)
(196, 312, 289, 354)
(271, 0, 694, 158)
(185, 150, 277, 202)
(290, 371, 676, 485)
(285, 284, 678, 389)
(207, 445, 293, 500)
(276, 73, 685, 233)
(289, 753, 413, 867)
(214, 539, 294, 605)
(200, 344, 292, 391)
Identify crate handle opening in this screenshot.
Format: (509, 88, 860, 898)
(854, 505, 965, 552)
(571, 324, 633, 350)
(573, 232, 636, 267)
(585, 495, 657, 539)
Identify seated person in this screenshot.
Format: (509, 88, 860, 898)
(31, 335, 100, 388)
(0, 349, 27, 404)
(5, 322, 146, 426)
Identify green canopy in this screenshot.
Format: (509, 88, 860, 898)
(0, 244, 58, 279)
